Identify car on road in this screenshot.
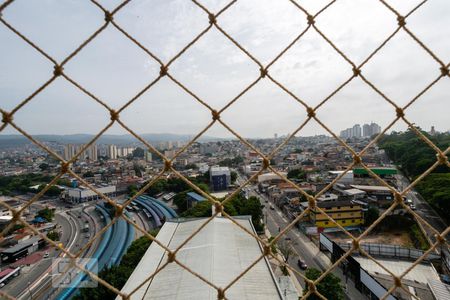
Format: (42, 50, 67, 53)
(409, 204, 416, 210)
(297, 259, 308, 270)
(270, 206, 274, 210)
(43, 252, 49, 258)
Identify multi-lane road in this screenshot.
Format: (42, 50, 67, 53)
(235, 172, 365, 299)
(2, 205, 98, 299)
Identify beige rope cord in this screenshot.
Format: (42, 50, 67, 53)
(1, 0, 449, 299)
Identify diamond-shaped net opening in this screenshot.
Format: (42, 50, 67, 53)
(1, 0, 449, 299)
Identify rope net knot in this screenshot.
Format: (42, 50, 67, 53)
(1, 111, 13, 124)
(53, 64, 64, 76)
(104, 11, 113, 22)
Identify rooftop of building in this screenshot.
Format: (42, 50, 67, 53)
(354, 256, 439, 285)
(315, 199, 361, 209)
(350, 185, 392, 192)
(353, 167, 397, 175)
(1, 235, 43, 254)
(210, 166, 231, 175)
(186, 192, 206, 202)
(119, 217, 282, 300)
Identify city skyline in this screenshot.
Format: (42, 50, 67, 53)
(0, 122, 445, 141)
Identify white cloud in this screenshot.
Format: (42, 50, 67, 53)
(1, 0, 449, 137)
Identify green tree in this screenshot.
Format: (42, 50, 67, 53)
(37, 207, 55, 222)
(230, 171, 237, 184)
(364, 206, 379, 226)
(83, 171, 94, 178)
(304, 268, 344, 300)
(287, 169, 306, 181)
(174, 191, 189, 213)
(39, 163, 49, 171)
(37, 184, 61, 196)
(132, 147, 145, 158)
(237, 196, 264, 231)
(127, 184, 138, 197)
(47, 230, 60, 241)
(416, 173, 450, 223)
(181, 201, 212, 217)
(379, 130, 450, 222)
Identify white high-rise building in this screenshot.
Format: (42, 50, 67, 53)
(341, 123, 380, 139)
(145, 151, 153, 162)
(64, 144, 77, 161)
(369, 122, 381, 136)
(363, 124, 371, 137)
(64, 144, 98, 161)
(108, 145, 118, 159)
(352, 124, 362, 138)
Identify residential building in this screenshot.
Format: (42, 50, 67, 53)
(108, 145, 118, 159)
(310, 200, 364, 228)
(63, 185, 116, 203)
(145, 151, 152, 162)
(186, 192, 206, 208)
(352, 124, 362, 138)
(210, 166, 231, 191)
(341, 123, 381, 139)
(64, 144, 98, 161)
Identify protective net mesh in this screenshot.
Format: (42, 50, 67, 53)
(0, 0, 449, 299)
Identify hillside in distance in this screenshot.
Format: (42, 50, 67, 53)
(0, 133, 223, 148)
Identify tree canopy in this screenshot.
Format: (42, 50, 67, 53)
(37, 207, 55, 222)
(287, 168, 306, 181)
(0, 173, 53, 195)
(304, 268, 344, 300)
(378, 129, 449, 178)
(378, 130, 449, 223)
(181, 194, 264, 232)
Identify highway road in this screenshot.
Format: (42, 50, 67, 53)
(2, 212, 72, 298)
(29, 207, 101, 300)
(5, 206, 96, 300)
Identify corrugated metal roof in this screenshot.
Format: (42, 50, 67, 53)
(428, 279, 450, 300)
(1, 236, 43, 254)
(119, 217, 282, 300)
(186, 192, 206, 202)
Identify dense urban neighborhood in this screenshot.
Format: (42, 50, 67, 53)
(0, 126, 449, 299)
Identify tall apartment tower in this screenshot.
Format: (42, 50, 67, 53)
(363, 124, 371, 137)
(108, 145, 118, 159)
(80, 144, 98, 161)
(64, 144, 98, 161)
(370, 122, 381, 136)
(64, 144, 77, 160)
(145, 151, 153, 162)
(352, 124, 362, 138)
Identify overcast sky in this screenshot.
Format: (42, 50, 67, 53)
(1, 0, 449, 138)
